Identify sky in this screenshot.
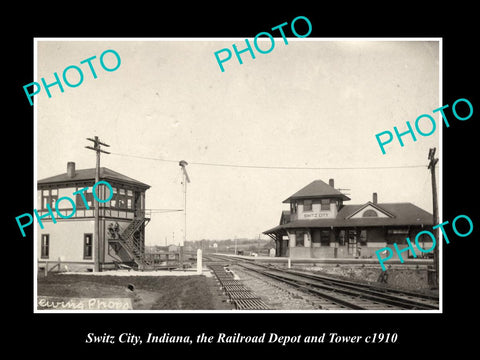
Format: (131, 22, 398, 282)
(35, 39, 440, 245)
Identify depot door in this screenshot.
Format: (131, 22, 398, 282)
(347, 230, 357, 255)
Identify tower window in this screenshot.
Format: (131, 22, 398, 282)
(84, 234, 93, 259)
(42, 189, 58, 210)
(41, 234, 49, 259)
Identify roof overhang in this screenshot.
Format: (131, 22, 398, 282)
(282, 194, 350, 203)
(264, 218, 433, 233)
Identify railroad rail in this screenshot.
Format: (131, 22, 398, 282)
(206, 254, 439, 311)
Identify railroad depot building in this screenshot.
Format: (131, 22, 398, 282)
(264, 179, 434, 259)
(37, 162, 150, 272)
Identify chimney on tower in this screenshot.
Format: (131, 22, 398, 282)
(329, 178, 334, 188)
(373, 192, 378, 204)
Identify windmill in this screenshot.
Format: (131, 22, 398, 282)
(179, 160, 190, 267)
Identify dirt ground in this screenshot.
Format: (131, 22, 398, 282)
(37, 273, 232, 310)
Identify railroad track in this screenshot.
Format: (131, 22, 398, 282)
(236, 262, 439, 310)
(208, 263, 270, 310)
(206, 254, 439, 311)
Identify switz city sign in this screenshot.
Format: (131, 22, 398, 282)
(303, 212, 330, 219)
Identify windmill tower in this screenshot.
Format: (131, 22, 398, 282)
(179, 160, 190, 267)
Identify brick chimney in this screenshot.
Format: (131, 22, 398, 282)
(329, 178, 334, 188)
(67, 162, 76, 178)
(373, 192, 378, 204)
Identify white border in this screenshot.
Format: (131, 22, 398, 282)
(33, 37, 443, 314)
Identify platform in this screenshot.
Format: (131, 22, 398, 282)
(214, 253, 433, 266)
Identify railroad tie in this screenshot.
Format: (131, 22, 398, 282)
(234, 298, 270, 310)
(223, 284, 250, 292)
(228, 291, 257, 300)
(219, 280, 243, 286)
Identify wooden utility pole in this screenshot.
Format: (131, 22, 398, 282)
(428, 147, 439, 287)
(179, 160, 190, 269)
(86, 136, 110, 272)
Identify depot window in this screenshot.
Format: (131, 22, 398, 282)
(321, 199, 330, 210)
(303, 199, 312, 211)
(387, 229, 409, 235)
(296, 232, 305, 247)
(363, 209, 378, 217)
(338, 230, 346, 246)
(320, 230, 330, 245)
(290, 201, 298, 214)
(360, 230, 367, 245)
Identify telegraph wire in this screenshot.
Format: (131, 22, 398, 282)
(110, 151, 427, 171)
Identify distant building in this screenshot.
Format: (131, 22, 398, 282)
(168, 244, 179, 252)
(37, 162, 150, 271)
(264, 179, 433, 259)
(145, 246, 179, 264)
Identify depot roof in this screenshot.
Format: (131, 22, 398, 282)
(282, 179, 350, 203)
(38, 167, 150, 189)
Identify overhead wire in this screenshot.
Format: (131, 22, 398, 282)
(110, 151, 427, 171)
